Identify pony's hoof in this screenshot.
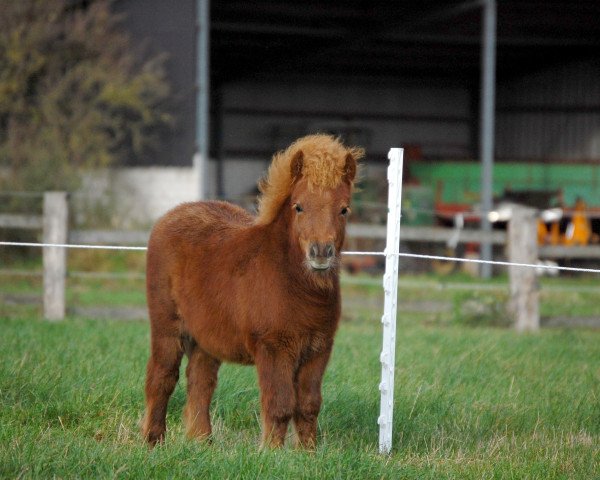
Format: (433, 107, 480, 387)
(142, 423, 165, 447)
(186, 430, 213, 444)
(145, 431, 165, 447)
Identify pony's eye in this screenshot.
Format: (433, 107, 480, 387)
(294, 203, 303, 213)
(341, 207, 350, 216)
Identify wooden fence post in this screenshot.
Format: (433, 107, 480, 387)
(43, 192, 68, 320)
(507, 205, 539, 332)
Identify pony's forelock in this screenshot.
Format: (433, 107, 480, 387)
(256, 134, 364, 225)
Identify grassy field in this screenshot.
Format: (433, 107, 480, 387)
(1, 310, 598, 479)
(0, 251, 599, 478)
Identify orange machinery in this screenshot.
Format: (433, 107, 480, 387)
(538, 198, 598, 246)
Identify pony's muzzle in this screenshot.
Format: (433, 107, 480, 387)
(308, 242, 335, 270)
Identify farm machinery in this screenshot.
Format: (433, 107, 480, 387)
(344, 160, 600, 274)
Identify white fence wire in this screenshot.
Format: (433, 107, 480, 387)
(1, 241, 600, 274)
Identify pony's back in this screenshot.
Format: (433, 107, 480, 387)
(151, 201, 253, 247)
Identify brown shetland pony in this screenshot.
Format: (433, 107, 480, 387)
(142, 134, 363, 448)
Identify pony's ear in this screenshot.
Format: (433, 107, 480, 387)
(290, 150, 304, 181)
(343, 152, 357, 183)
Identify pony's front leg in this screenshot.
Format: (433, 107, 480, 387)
(255, 346, 295, 448)
(293, 347, 332, 449)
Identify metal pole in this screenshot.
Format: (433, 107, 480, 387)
(378, 148, 403, 454)
(195, 0, 210, 200)
(479, 0, 496, 278)
(215, 88, 225, 198)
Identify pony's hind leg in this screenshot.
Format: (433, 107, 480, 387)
(183, 341, 221, 440)
(142, 333, 184, 445)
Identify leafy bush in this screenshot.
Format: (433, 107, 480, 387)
(0, 0, 173, 193)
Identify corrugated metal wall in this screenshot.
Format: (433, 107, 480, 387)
(221, 81, 472, 161)
(496, 59, 600, 162)
(116, 0, 196, 166)
(222, 59, 600, 166)
(217, 60, 600, 197)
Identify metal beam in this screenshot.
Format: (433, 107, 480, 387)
(212, 21, 345, 38)
(346, 224, 507, 245)
(479, 0, 496, 278)
(404, 0, 483, 32)
(195, 0, 210, 200)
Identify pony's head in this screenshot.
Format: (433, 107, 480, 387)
(256, 134, 364, 276)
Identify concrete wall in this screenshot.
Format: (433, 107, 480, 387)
(78, 167, 200, 227)
(77, 162, 272, 225)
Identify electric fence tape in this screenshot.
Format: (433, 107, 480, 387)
(1, 241, 600, 274)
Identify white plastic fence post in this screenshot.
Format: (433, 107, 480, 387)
(378, 148, 403, 454)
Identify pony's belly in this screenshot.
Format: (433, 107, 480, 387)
(187, 326, 254, 365)
(209, 345, 255, 365)
(176, 291, 255, 364)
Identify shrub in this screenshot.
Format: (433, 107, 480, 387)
(0, 0, 174, 194)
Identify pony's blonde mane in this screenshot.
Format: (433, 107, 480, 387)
(255, 134, 364, 225)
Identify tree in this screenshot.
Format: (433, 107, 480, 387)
(0, 0, 174, 193)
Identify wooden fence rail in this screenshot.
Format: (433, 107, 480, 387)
(0, 214, 43, 230)
(2, 192, 599, 328)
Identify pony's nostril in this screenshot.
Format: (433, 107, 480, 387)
(309, 243, 334, 260)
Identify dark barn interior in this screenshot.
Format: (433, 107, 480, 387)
(115, 0, 600, 203)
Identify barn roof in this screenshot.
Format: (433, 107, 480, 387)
(211, 0, 600, 85)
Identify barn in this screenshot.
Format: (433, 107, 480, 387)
(103, 0, 600, 227)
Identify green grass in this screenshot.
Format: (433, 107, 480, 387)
(67, 278, 146, 307)
(1, 315, 598, 479)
